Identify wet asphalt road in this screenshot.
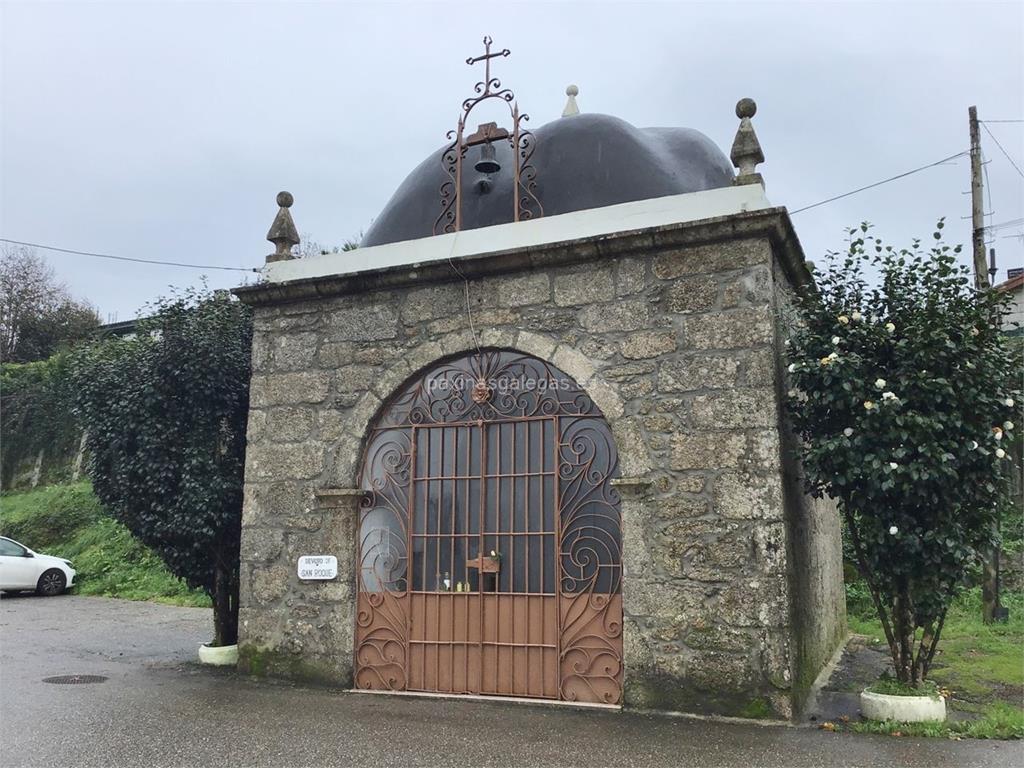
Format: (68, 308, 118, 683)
(1, 595, 1021, 768)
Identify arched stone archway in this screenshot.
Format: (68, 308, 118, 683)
(354, 348, 624, 704)
(330, 329, 634, 490)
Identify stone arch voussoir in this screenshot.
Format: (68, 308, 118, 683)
(335, 329, 630, 488)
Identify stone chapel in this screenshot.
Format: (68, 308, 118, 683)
(233, 38, 845, 719)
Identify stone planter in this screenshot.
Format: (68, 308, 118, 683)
(860, 688, 946, 723)
(198, 642, 239, 666)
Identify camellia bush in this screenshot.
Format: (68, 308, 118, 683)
(71, 288, 252, 646)
(786, 221, 1020, 687)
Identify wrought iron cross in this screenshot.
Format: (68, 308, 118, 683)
(465, 35, 510, 87)
(434, 35, 542, 236)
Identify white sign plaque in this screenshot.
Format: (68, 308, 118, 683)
(297, 555, 338, 580)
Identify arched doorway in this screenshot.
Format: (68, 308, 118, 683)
(355, 349, 623, 704)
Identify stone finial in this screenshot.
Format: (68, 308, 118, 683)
(562, 84, 580, 117)
(730, 98, 765, 187)
(266, 191, 300, 263)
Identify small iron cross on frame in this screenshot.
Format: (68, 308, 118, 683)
(466, 35, 510, 90)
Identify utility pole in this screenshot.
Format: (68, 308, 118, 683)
(969, 106, 990, 290)
(970, 105, 1000, 624)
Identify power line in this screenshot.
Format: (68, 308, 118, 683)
(980, 122, 1024, 179)
(988, 218, 1024, 232)
(789, 151, 969, 215)
(0, 238, 258, 273)
(1, 144, 1010, 266)
(982, 119, 1024, 124)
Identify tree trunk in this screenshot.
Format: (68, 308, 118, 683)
(844, 512, 902, 674)
(894, 588, 919, 685)
(212, 564, 228, 647)
(920, 608, 949, 681)
(211, 549, 239, 647)
(226, 561, 239, 646)
(982, 538, 999, 624)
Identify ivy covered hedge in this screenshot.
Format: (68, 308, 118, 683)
(0, 355, 81, 488)
(70, 288, 252, 645)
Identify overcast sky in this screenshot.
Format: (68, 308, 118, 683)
(2, 0, 1022, 322)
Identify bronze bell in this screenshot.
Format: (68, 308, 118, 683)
(474, 141, 501, 175)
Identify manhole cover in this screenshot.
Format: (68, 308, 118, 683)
(42, 674, 108, 685)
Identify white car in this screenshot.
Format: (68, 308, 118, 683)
(0, 536, 76, 596)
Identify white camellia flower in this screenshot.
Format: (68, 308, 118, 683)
(875, 378, 887, 389)
(885, 322, 896, 333)
(788, 363, 797, 373)
(828, 352, 839, 360)
(889, 526, 899, 535)
(882, 391, 897, 401)
(889, 462, 899, 470)
(832, 336, 841, 345)
(1005, 421, 1015, 431)
(851, 311, 863, 321)
(970, 327, 980, 337)
(838, 315, 850, 325)
(996, 448, 1006, 459)
(843, 427, 854, 437)
(1005, 397, 1015, 407)
(864, 401, 875, 410)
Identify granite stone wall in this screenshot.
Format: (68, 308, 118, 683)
(235, 222, 845, 717)
(771, 259, 848, 704)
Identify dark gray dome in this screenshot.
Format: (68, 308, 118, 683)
(361, 113, 735, 247)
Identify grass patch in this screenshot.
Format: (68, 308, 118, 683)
(0, 482, 210, 607)
(850, 703, 1024, 740)
(738, 697, 775, 719)
(846, 586, 1024, 739)
(847, 612, 884, 638)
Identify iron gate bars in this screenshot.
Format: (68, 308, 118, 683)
(356, 350, 622, 703)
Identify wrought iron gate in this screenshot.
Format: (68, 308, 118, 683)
(355, 350, 622, 704)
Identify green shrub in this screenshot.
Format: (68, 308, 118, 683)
(71, 287, 249, 643)
(845, 580, 875, 620)
(786, 222, 1020, 686)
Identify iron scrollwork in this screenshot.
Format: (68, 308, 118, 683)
(558, 417, 623, 704)
(376, 350, 596, 428)
(433, 36, 544, 236)
(355, 428, 411, 691)
(355, 350, 622, 703)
